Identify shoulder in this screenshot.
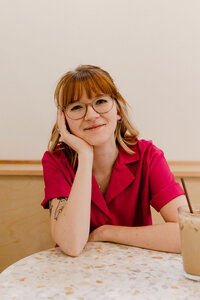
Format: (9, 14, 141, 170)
(128, 139, 163, 156)
(137, 139, 163, 155)
(42, 149, 65, 163)
(42, 149, 72, 171)
(126, 139, 165, 165)
(118, 139, 164, 166)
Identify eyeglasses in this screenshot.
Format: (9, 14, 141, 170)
(63, 97, 114, 120)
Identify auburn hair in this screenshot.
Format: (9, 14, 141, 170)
(48, 65, 139, 168)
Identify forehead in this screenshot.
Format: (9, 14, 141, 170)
(73, 89, 110, 103)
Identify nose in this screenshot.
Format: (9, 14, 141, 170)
(84, 104, 100, 120)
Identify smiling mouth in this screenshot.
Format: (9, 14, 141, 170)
(84, 124, 105, 130)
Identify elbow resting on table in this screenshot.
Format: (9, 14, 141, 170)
(61, 245, 83, 257)
(54, 237, 85, 257)
(51, 228, 86, 257)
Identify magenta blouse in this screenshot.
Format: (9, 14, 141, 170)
(41, 139, 184, 232)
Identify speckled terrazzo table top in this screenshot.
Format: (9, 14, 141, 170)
(0, 242, 200, 300)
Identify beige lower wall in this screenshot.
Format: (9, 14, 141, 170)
(0, 176, 54, 273)
(0, 174, 200, 273)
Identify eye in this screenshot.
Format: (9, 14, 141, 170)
(70, 104, 84, 111)
(96, 99, 108, 105)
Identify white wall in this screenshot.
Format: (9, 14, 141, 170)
(0, 0, 200, 160)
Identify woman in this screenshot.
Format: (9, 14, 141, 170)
(41, 65, 186, 256)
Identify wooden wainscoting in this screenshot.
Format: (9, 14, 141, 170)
(0, 161, 200, 272)
(0, 163, 54, 272)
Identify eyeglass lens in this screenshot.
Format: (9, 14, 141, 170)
(65, 97, 113, 120)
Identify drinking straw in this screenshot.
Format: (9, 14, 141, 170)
(181, 178, 194, 213)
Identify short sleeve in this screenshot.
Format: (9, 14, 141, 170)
(41, 151, 73, 209)
(149, 147, 185, 212)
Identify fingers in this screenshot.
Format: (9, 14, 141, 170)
(56, 106, 93, 155)
(57, 106, 68, 137)
(57, 106, 62, 129)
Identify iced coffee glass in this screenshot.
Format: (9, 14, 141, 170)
(178, 205, 200, 281)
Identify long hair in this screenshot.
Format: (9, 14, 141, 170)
(48, 65, 139, 167)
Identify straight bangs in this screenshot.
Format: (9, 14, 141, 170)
(55, 70, 119, 108)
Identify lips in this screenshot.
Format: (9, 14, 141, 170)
(84, 124, 105, 130)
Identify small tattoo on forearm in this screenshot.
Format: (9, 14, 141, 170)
(49, 199, 53, 216)
(54, 197, 68, 221)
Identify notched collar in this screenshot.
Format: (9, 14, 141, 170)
(117, 143, 140, 165)
(91, 174, 112, 219)
(105, 145, 139, 203)
(91, 143, 140, 216)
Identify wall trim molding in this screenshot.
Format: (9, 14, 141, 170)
(0, 160, 41, 164)
(0, 160, 42, 176)
(168, 161, 200, 177)
(0, 160, 200, 177)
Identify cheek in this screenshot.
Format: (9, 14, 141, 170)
(66, 119, 79, 135)
(108, 109, 119, 128)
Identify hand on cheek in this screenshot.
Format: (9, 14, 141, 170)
(57, 107, 93, 156)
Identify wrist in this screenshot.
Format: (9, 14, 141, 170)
(78, 151, 93, 163)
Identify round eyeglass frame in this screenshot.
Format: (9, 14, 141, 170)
(62, 97, 116, 120)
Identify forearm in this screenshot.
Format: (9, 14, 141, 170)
(53, 154, 93, 256)
(102, 222, 181, 253)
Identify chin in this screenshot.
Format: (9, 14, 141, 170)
(84, 134, 114, 147)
